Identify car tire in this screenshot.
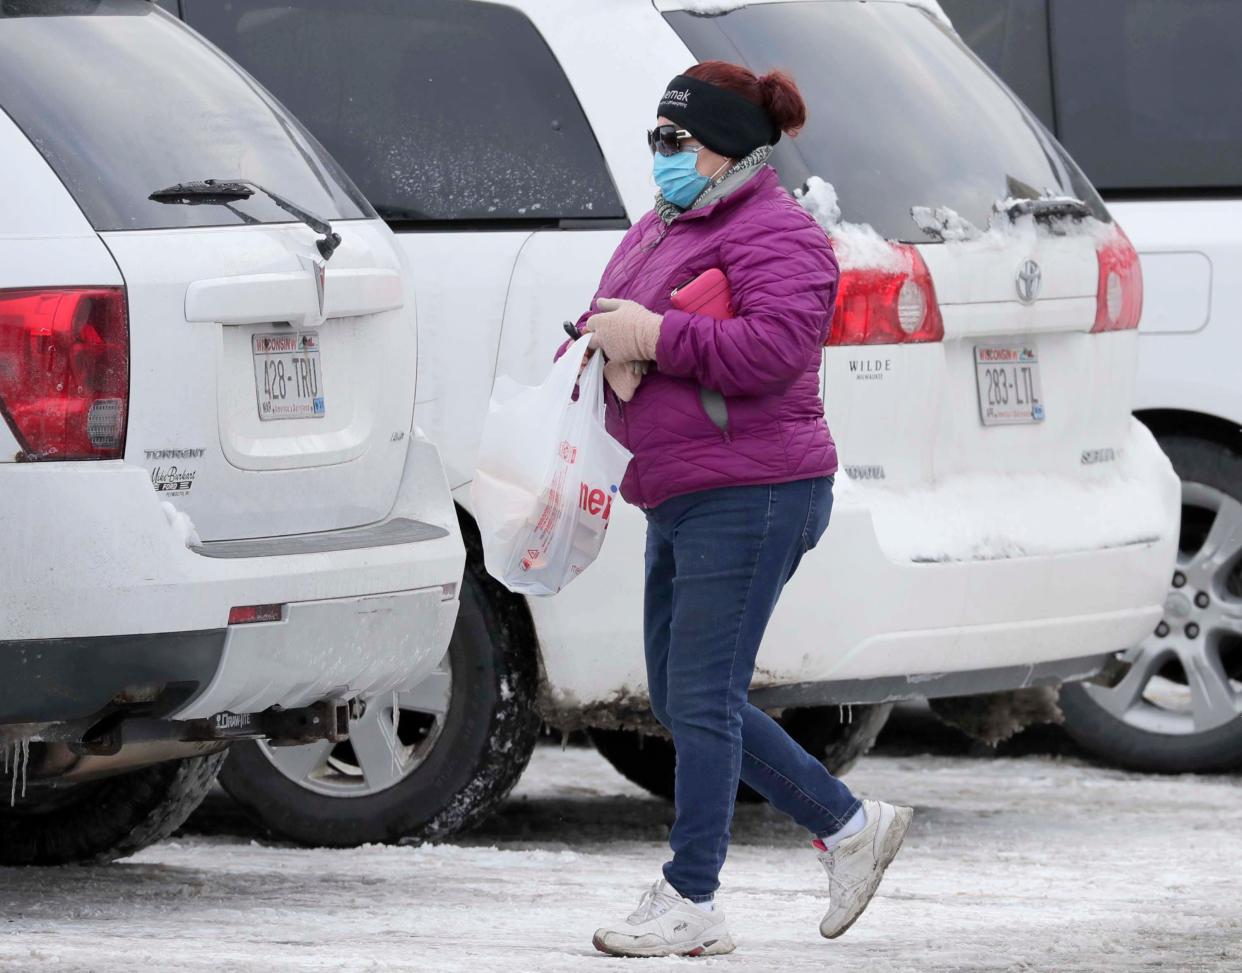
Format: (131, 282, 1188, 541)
(590, 703, 892, 802)
(1060, 433, 1242, 773)
(0, 750, 227, 866)
(218, 559, 541, 845)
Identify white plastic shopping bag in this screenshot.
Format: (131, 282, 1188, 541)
(471, 336, 633, 596)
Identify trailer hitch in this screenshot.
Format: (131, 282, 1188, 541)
(184, 698, 352, 746)
(1086, 655, 1131, 689)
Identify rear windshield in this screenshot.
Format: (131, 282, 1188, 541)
(666, 1, 1109, 243)
(182, 0, 626, 226)
(0, 0, 372, 232)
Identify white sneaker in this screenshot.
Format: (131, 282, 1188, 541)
(816, 799, 913, 939)
(592, 879, 735, 958)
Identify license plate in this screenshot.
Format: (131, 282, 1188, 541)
(252, 332, 325, 421)
(975, 344, 1044, 425)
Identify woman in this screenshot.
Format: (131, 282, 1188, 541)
(572, 62, 913, 958)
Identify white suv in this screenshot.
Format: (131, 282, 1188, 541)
(941, 0, 1242, 771)
(0, 0, 462, 863)
(181, 0, 1180, 843)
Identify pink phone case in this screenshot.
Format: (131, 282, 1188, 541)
(670, 267, 734, 319)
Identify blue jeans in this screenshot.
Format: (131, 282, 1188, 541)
(644, 476, 861, 902)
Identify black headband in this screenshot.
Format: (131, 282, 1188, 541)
(657, 74, 780, 158)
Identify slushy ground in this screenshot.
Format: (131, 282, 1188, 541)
(2, 724, 1239, 972)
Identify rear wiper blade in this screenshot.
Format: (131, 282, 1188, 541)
(997, 194, 1092, 222)
(910, 205, 982, 242)
(149, 180, 254, 205)
(149, 178, 342, 260)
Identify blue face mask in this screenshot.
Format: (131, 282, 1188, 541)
(653, 150, 710, 208)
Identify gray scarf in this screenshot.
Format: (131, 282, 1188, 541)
(655, 144, 773, 225)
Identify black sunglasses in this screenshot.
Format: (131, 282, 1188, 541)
(646, 124, 701, 157)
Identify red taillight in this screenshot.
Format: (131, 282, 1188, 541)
(1092, 225, 1143, 333)
(228, 604, 284, 625)
(0, 287, 129, 460)
(827, 242, 944, 345)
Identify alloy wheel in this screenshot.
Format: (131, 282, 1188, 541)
(257, 655, 453, 797)
(1082, 482, 1242, 735)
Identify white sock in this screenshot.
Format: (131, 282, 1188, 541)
(817, 805, 867, 849)
(690, 899, 715, 912)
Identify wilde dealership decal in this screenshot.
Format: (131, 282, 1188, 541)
(848, 357, 892, 381)
(145, 448, 204, 496)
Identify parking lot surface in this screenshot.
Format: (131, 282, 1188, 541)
(2, 740, 1239, 972)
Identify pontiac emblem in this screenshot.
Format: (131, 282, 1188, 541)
(299, 253, 327, 320)
(313, 258, 326, 317)
(1016, 259, 1042, 304)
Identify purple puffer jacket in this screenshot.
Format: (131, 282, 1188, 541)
(576, 165, 839, 509)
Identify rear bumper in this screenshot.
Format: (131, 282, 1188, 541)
(0, 434, 464, 722)
(763, 422, 1181, 685)
(529, 421, 1182, 712)
(749, 652, 1117, 709)
(835, 419, 1178, 565)
(0, 630, 225, 725)
(173, 586, 454, 721)
(0, 588, 455, 728)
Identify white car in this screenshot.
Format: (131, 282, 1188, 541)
(181, 0, 1180, 843)
(0, 0, 463, 863)
(941, 0, 1242, 771)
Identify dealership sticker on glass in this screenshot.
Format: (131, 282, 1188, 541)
(253, 332, 325, 421)
(975, 344, 1044, 425)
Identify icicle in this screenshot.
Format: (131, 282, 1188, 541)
(390, 690, 401, 778)
(8, 740, 31, 806)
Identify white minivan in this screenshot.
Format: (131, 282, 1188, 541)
(941, 0, 1242, 772)
(0, 0, 463, 863)
(181, 0, 1181, 843)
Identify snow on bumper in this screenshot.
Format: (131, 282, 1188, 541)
(0, 436, 464, 717)
(530, 420, 1180, 709)
(834, 419, 1177, 563)
(172, 586, 457, 720)
(767, 419, 1180, 685)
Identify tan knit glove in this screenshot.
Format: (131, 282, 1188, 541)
(604, 360, 648, 402)
(584, 298, 663, 364)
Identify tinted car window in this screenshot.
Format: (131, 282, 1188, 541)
(667, 2, 1106, 244)
(937, 0, 1054, 129)
(183, 0, 626, 225)
(0, 0, 371, 232)
(1049, 0, 1242, 191)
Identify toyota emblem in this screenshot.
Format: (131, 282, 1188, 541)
(1016, 259, 1042, 304)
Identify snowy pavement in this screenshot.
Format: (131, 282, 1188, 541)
(2, 744, 1240, 972)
